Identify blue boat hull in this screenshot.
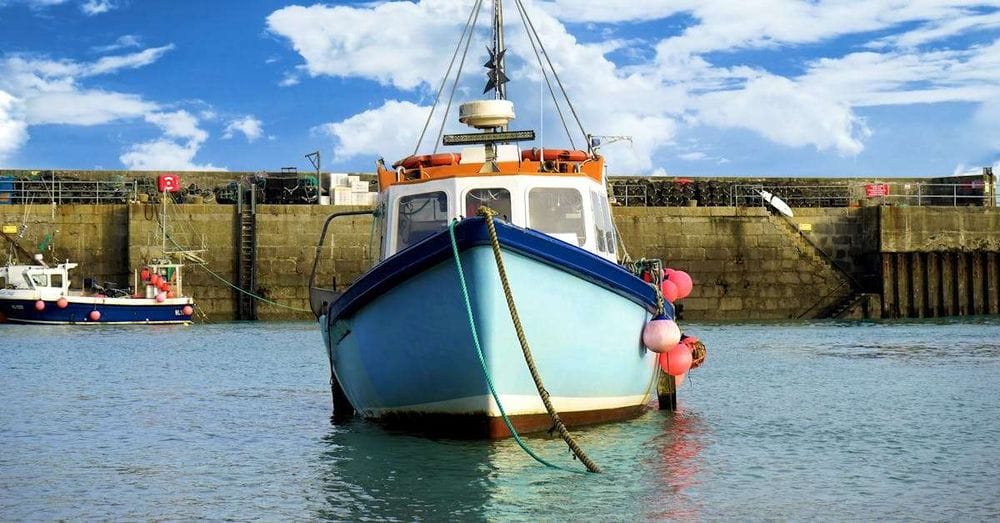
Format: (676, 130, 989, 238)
(0, 299, 193, 325)
(323, 219, 669, 437)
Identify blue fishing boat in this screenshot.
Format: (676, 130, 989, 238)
(310, 0, 683, 438)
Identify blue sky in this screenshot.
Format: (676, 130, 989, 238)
(0, 0, 997, 177)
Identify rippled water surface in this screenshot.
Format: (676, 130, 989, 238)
(2, 320, 999, 520)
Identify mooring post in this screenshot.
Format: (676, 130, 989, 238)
(657, 369, 677, 411)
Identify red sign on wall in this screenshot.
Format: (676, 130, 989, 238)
(865, 183, 890, 198)
(158, 174, 181, 193)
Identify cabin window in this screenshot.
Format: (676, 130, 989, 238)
(50, 274, 63, 288)
(466, 188, 511, 220)
(397, 191, 449, 251)
(591, 191, 616, 255)
(31, 274, 47, 287)
(528, 188, 585, 246)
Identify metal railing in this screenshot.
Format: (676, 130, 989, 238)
(730, 182, 992, 208)
(610, 184, 647, 206)
(0, 180, 139, 205)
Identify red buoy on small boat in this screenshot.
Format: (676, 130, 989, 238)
(34, 300, 45, 311)
(57, 297, 68, 309)
(182, 305, 193, 316)
(155, 293, 166, 303)
(89, 310, 101, 321)
(140, 268, 150, 282)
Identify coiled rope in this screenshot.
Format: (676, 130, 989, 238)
(471, 207, 601, 473)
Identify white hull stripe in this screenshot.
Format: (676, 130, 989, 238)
(364, 393, 652, 418)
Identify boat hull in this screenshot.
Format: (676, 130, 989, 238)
(0, 297, 193, 325)
(323, 219, 667, 438)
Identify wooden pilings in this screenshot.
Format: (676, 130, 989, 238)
(882, 251, 1000, 318)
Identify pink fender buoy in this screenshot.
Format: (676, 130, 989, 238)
(663, 268, 675, 278)
(659, 343, 693, 376)
(155, 292, 166, 303)
(660, 279, 679, 302)
(88, 310, 101, 321)
(34, 300, 45, 311)
(57, 297, 68, 309)
(182, 305, 193, 316)
(642, 317, 681, 353)
(668, 270, 694, 300)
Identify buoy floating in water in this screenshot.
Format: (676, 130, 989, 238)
(642, 317, 681, 353)
(88, 310, 101, 321)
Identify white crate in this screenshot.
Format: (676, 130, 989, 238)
(332, 186, 353, 205)
(350, 180, 369, 193)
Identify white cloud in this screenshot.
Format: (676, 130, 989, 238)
(120, 110, 223, 171)
(0, 45, 172, 159)
(314, 100, 430, 163)
(223, 115, 263, 142)
(270, 0, 1000, 172)
(119, 139, 223, 171)
(0, 90, 29, 164)
(85, 45, 175, 76)
(24, 90, 154, 125)
(696, 74, 870, 155)
(266, 0, 476, 90)
(80, 0, 116, 15)
(91, 35, 141, 53)
(679, 152, 706, 161)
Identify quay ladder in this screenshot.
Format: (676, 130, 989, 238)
(236, 182, 258, 321)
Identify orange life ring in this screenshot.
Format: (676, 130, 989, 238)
(392, 153, 461, 170)
(521, 148, 589, 162)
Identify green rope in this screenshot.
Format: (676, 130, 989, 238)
(448, 220, 585, 474)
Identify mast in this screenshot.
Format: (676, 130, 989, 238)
(492, 0, 506, 101)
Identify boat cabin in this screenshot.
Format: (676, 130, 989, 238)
(0, 263, 74, 296)
(375, 144, 618, 263)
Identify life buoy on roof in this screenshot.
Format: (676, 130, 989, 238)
(392, 153, 461, 170)
(521, 148, 589, 162)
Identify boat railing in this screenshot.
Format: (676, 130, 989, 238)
(308, 209, 376, 318)
(5, 179, 139, 205)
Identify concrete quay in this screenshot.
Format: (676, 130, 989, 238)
(2, 202, 999, 321)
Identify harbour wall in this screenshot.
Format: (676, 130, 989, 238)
(4, 203, 998, 321)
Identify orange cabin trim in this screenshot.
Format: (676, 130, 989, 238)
(377, 155, 604, 191)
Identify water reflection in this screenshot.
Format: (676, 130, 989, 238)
(313, 420, 496, 520)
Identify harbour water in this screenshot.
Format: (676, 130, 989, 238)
(2, 320, 998, 520)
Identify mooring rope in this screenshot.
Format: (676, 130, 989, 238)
(474, 207, 601, 473)
(448, 220, 584, 474)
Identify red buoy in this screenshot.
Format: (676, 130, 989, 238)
(34, 300, 45, 311)
(661, 279, 679, 302)
(166, 291, 175, 299)
(668, 270, 693, 300)
(182, 305, 193, 316)
(89, 310, 101, 321)
(57, 297, 69, 309)
(659, 343, 693, 376)
(140, 268, 150, 282)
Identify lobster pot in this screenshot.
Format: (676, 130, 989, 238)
(0, 176, 13, 205)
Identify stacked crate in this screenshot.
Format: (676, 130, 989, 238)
(329, 173, 377, 206)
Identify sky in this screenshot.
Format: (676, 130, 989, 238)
(0, 0, 997, 177)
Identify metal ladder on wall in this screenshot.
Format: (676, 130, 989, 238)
(236, 182, 258, 320)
